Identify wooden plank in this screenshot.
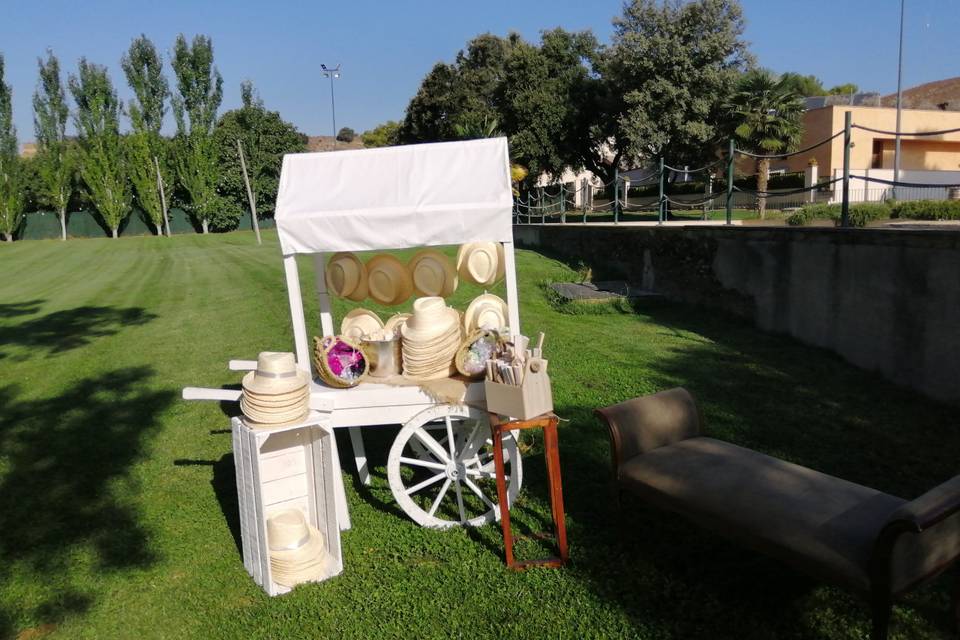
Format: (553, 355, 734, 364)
(502, 240, 521, 334)
(283, 255, 311, 372)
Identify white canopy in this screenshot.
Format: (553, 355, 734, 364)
(274, 137, 514, 255)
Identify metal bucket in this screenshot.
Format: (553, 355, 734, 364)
(361, 337, 402, 378)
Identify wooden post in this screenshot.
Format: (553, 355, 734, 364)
(154, 156, 170, 237)
(726, 139, 735, 226)
(841, 111, 852, 228)
(613, 167, 620, 224)
(238, 140, 263, 245)
(560, 183, 566, 223)
(658, 157, 666, 224)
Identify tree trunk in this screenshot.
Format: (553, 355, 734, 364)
(111, 227, 118, 239)
(3, 233, 10, 242)
(757, 157, 770, 220)
(155, 223, 163, 236)
(59, 210, 67, 241)
(201, 218, 209, 234)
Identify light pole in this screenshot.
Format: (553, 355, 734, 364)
(894, 0, 905, 199)
(321, 63, 341, 148)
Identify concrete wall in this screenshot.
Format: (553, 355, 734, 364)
(515, 224, 960, 405)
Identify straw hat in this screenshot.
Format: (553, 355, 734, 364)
(366, 254, 414, 306)
(383, 313, 411, 336)
(242, 352, 310, 396)
(266, 509, 331, 587)
(325, 252, 368, 302)
(464, 293, 509, 333)
(408, 249, 458, 298)
(401, 297, 462, 380)
(456, 242, 505, 287)
(340, 309, 384, 340)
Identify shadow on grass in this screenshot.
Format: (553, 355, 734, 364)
(0, 304, 156, 360)
(551, 300, 960, 639)
(0, 367, 175, 638)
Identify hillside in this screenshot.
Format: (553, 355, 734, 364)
(881, 76, 960, 111)
(306, 135, 365, 152)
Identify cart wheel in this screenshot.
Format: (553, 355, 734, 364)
(387, 404, 522, 529)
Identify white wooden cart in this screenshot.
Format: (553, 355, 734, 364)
(191, 138, 524, 531)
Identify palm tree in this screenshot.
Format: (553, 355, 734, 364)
(728, 70, 804, 219)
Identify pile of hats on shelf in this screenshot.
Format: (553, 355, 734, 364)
(266, 508, 332, 587)
(400, 297, 463, 380)
(240, 351, 310, 428)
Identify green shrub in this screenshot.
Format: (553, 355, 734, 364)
(891, 199, 960, 220)
(843, 202, 891, 227)
(786, 210, 811, 226)
(797, 203, 840, 221)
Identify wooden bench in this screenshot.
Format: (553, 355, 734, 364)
(596, 388, 960, 640)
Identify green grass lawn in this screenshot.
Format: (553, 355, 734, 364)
(0, 230, 957, 639)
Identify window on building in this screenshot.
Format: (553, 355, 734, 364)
(871, 139, 884, 169)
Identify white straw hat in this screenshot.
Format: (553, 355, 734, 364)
(366, 254, 414, 306)
(464, 293, 509, 333)
(456, 242, 505, 287)
(242, 352, 310, 396)
(325, 252, 368, 302)
(266, 509, 330, 587)
(401, 297, 462, 380)
(340, 308, 384, 340)
(408, 249, 458, 298)
(401, 297, 460, 340)
(383, 313, 411, 336)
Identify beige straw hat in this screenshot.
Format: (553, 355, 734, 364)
(266, 509, 331, 587)
(456, 242, 505, 287)
(408, 249, 458, 298)
(383, 313, 411, 336)
(325, 252, 368, 302)
(401, 297, 462, 380)
(366, 254, 415, 306)
(242, 352, 310, 396)
(340, 308, 384, 340)
(464, 293, 509, 333)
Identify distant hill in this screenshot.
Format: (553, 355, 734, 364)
(882, 77, 960, 111)
(306, 135, 365, 152)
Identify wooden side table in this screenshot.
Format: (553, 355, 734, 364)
(489, 412, 569, 569)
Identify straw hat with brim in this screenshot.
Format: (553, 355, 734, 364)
(240, 389, 309, 408)
(267, 509, 330, 586)
(242, 352, 311, 396)
(241, 397, 309, 421)
(383, 313, 411, 336)
(325, 252, 368, 302)
(242, 411, 311, 430)
(456, 242, 505, 287)
(408, 249, 458, 298)
(401, 297, 460, 340)
(366, 255, 414, 306)
(340, 308, 383, 340)
(464, 293, 509, 333)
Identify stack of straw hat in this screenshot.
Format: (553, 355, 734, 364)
(401, 297, 462, 380)
(266, 508, 332, 587)
(241, 352, 310, 427)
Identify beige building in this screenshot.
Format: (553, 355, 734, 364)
(776, 105, 960, 175)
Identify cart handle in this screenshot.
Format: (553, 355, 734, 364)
(182, 387, 242, 402)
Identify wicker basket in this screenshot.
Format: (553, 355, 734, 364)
(454, 328, 502, 379)
(313, 336, 369, 388)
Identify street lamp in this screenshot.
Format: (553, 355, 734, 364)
(321, 63, 341, 148)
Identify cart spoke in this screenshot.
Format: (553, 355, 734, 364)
(405, 472, 446, 496)
(398, 456, 445, 471)
(462, 477, 496, 509)
(427, 478, 452, 517)
(458, 419, 484, 461)
(413, 427, 450, 463)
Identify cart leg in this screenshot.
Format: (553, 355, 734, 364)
(348, 426, 371, 486)
(329, 427, 352, 530)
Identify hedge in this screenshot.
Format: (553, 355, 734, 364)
(890, 200, 960, 220)
(787, 202, 891, 227)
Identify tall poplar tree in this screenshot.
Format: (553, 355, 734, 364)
(171, 34, 224, 233)
(122, 35, 169, 236)
(33, 50, 74, 241)
(0, 54, 23, 242)
(69, 59, 130, 238)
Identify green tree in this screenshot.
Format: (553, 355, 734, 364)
(361, 120, 400, 147)
(32, 50, 74, 241)
(828, 82, 859, 96)
(213, 80, 306, 220)
(778, 72, 825, 97)
(602, 0, 751, 175)
(171, 34, 224, 232)
(0, 54, 23, 242)
(336, 126, 355, 143)
(69, 59, 130, 238)
(122, 34, 170, 236)
(727, 69, 804, 219)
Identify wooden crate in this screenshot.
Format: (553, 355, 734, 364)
(231, 413, 343, 596)
(484, 360, 553, 420)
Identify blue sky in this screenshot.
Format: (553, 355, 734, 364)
(2, 0, 958, 144)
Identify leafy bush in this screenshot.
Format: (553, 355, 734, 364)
(844, 202, 891, 227)
(336, 127, 355, 143)
(890, 199, 960, 220)
(786, 209, 811, 226)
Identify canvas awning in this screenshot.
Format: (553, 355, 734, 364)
(274, 137, 513, 255)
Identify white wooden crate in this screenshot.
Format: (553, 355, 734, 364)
(231, 412, 343, 596)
